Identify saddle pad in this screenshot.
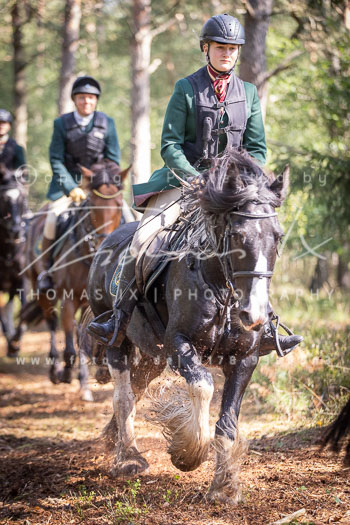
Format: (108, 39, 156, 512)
(109, 246, 129, 297)
(136, 223, 187, 298)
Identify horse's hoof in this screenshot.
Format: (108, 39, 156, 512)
(49, 368, 62, 385)
(207, 488, 242, 505)
(95, 366, 110, 384)
(7, 346, 20, 358)
(58, 369, 72, 384)
(110, 456, 149, 477)
(81, 389, 94, 402)
(7, 339, 20, 358)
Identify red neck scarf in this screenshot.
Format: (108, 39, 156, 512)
(207, 64, 232, 102)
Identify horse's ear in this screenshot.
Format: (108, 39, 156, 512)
(120, 164, 132, 181)
(269, 165, 289, 204)
(80, 165, 94, 178)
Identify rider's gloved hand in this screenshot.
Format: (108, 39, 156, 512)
(69, 187, 87, 203)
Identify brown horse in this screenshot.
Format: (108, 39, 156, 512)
(22, 160, 131, 383)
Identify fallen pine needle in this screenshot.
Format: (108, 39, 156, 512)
(249, 449, 263, 456)
(268, 508, 306, 525)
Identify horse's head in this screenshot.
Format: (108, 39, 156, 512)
(197, 150, 289, 332)
(80, 160, 131, 239)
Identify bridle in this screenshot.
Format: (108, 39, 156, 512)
(206, 207, 279, 360)
(206, 208, 278, 303)
(70, 183, 124, 265)
(91, 188, 122, 199)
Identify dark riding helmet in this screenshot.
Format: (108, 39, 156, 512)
(0, 109, 13, 123)
(200, 14, 245, 51)
(71, 76, 101, 99)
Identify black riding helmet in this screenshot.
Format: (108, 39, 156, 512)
(71, 76, 101, 99)
(200, 14, 245, 50)
(0, 109, 13, 123)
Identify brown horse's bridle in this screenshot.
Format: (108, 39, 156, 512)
(74, 184, 123, 263)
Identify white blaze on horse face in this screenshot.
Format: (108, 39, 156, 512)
(6, 188, 20, 201)
(248, 249, 269, 325)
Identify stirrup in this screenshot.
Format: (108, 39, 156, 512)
(269, 314, 296, 358)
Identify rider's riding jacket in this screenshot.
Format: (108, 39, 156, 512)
(132, 68, 266, 208)
(63, 111, 108, 173)
(48, 111, 120, 201)
(183, 66, 247, 164)
(0, 137, 26, 171)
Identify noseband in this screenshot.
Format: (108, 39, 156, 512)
(92, 188, 122, 199)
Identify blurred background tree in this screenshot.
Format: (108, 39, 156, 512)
(0, 0, 349, 284)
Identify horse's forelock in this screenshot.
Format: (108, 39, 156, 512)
(87, 161, 122, 190)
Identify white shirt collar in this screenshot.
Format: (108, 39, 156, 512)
(74, 111, 94, 128)
(0, 133, 9, 145)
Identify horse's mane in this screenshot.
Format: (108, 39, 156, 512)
(185, 149, 280, 215)
(172, 149, 279, 258)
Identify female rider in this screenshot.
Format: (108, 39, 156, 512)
(89, 14, 302, 356)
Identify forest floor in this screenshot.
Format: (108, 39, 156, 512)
(0, 330, 349, 525)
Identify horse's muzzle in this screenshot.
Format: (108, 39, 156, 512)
(239, 310, 266, 332)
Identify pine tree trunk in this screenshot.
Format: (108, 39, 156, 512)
(85, 0, 100, 70)
(239, 0, 274, 121)
(337, 254, 350, 289)
(58, 0, 82, 115)
(11, 0, 28, 148)
(130, 0, 152, 184)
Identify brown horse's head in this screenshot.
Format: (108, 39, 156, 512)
(80, 160, 131, 241)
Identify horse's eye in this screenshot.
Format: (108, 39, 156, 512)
(231, 231, 245, 244)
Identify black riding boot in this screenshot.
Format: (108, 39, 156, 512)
(259, 315, 303, 357)
(37, 236, 54, 292)
(88, 246, 139, 346)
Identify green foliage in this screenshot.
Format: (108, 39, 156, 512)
(250, 290, 350, 420)
(106, 478, 148, 524)
(1, 1, 349, 264)
(267, 1, 350, 256)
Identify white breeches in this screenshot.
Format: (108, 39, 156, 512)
(130, 188, 182, 259)
(43, 195, 72, 240)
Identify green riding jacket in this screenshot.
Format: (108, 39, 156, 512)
(133, 75, 266, 208)
(47, 113, 121, 201)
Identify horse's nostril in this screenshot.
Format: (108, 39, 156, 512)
(239, 310, 264, 331)
(239, 310, 252, 327)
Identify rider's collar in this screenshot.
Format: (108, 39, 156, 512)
(74, 111, 94, 128)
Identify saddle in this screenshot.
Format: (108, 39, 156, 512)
(135, 219, 188, 298)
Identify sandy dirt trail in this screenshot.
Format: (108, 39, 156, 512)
(0, 331, 349, 525)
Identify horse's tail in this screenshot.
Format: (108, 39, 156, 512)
(19, 299, 43, 326)
(322, 397, 350, 465)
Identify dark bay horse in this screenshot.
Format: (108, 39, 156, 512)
(86, 150, 289, 503)
(23, 161, 131, 383)
(0, 164, 28, 356)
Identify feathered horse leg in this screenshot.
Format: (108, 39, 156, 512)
(209, 352, 258, 504)
(151, 332, 214, 472)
